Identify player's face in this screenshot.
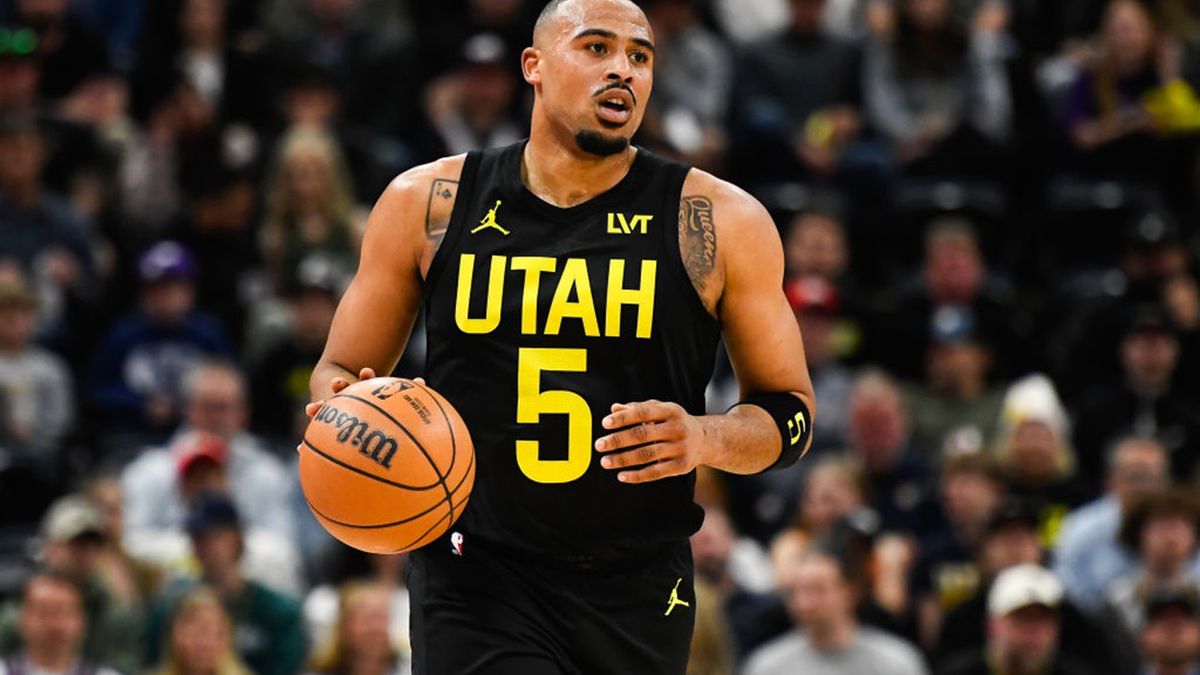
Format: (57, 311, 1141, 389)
(525, 0, 655, 156)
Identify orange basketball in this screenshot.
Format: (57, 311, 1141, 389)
(299, 377, 475, 553)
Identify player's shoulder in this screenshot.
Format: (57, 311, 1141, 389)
(679, 167, 774, 237)
(363, 155, 468, 252)
(382, 154, 469, 204)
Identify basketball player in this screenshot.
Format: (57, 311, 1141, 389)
(306, 0, 814, 672)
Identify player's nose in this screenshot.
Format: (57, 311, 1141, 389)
(604, 59, 634, 85)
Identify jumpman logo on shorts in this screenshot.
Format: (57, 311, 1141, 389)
(471, 200, 510, 236)
(664, 578, 690, 616)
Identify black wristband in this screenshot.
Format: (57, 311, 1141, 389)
(728, 393, 812, 472)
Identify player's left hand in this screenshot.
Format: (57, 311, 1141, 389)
(594, 400, 713, 484)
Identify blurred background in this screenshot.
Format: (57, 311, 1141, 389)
(1, 0, 1200, 673)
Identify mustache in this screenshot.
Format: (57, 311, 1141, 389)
(593, 82, 636, 107)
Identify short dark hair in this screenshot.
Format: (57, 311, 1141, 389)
(1119, 489, 1200, 552)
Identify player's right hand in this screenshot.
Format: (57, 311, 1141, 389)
(297, 369, 425, 453)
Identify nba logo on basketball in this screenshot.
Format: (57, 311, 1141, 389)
(451, 532, 465, 557)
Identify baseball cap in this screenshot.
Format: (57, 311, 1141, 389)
(988, 564, 1064, 618)
(139, 241, 196, 284)
(1145, 588, 1200, 621)
(1124, 305, 1176, 337)
(41, 495, 105, 543)
(930, 305, 977, 346)
(784, 276, 839, 315)
(173, 432, 230, 478)
(185, 492, 241, 536)
(290, 254, 344, 298)
(462, 32, 506, 67)
(1126, 211, 1180, 249)
(985, 498, 1041, 536)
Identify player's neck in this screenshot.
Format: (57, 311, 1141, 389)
(522, 131, 636, 209)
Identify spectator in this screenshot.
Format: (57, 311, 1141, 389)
(147, 494, 306, 675)
(801, 456, 869, 537)
(0, 115, 95, 320)
(862, 0, 1012, 176)
(303, 554, 408, 661)
(252, 257, 342, 446)
(691, 505, 785, 659)
(744, 546, 928, 675)
(785, 276, 854, 451)
(7, 0, 110, 101)
(731, 0, 866, 183)
(1055, 436, 1183, 609)
(86, 241, 232, 452)
(992, 373, 1089, 542)
(307, 582, 409, 675)
(1108, 489, 1200, 635)
(784, 209, 850, 283)
(845, 370, 932, 533)
(260, 127, 362, 291)
(0, 571, 119, 675)
(421, 33, 522, 156)
(81, 474, 160, 611)
(1074, 306, 1200, 487)
(150, 586, 253, 675)
(936, 564, 1093, 675)
(905, 306, 1003, 455)
(687, 575, 736, 675)
(0, 496, 143, 675)
(640, 0, 732, 168)
(1139, 589, 1200, 675)
(0, 275, 74, 488)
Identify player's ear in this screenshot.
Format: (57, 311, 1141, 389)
(521, 47, 542, 85)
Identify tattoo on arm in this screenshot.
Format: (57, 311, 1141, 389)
(424, 178, 459, 246)
(679, 195, 717, 294)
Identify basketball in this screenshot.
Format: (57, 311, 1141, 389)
(299, 377, 475, 553)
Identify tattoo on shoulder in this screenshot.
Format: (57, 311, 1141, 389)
(424, 178, 459, 244)
(679, 195, 717, 293)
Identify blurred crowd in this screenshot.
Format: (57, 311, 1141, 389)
(2, 0, 1200, 673)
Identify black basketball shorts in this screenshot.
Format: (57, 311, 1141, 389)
(407, 532, 695, 674)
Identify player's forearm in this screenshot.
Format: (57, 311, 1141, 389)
(309, 360, 357, 401)
(699, 394, 813, 474)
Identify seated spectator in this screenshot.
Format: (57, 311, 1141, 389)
(786, 276, 854, 452)
(6, 0, 110, 101)
(252, 256, 343, 448)
(1107, 489, 1200, 635)
(123, 427, 300, 596)
(905, 306, 1003, 456)
(421, 33, 522, 157)
(730, 0, 865, 184)
(147, 494, 306, 675)
(0, 496, 142, 674)
(82, 474, 160, 611)
(307, 582, 409, 675)
(844, 370, 932, 533)
(912, 452, 1005, 646)
(744, 546, 928, 675)
(304, 553, 408, 660)
(0, 275, 73, 512)
(687, 575, 736, 675)
(261, 127, 362, 292)
(1073, 306, 1200, 487)
(1139, 589, 1200, 675)
(993, 374, 1090, 542)
(862, 0, 1012, 176)
(150, 587, 253, 675)
(934, 499, 1128, 673)
(691, 505, 786, 659)
(936, 564, 1093, 675)
(801, 456, 869, 537)
(1055, 436, 1180, 609)
(87, 242, 232, 453)
(0, 571, 119, 675)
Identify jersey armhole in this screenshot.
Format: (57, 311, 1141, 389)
(423, 151, 483, 289)
(660, 165, 720, 326)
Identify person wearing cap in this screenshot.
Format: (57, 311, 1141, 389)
(0, 272, 73, 499)
(934, 499, 1125, 673)
(146, 493, 306, 675)
(1106, 489, 1200, 636)
(787, 274, 854, 452)
(0, 570, 120, 675)
(1073, 305, 1200, 488)
(0, 496, 143, 675)
(422, 31, 523, 156)
(936, 564, 1093, 675)
(1139, 589, 1200, 675)
(905, 305, 1004, 457)
(86, 240, 232, 454)
(992, 374, 1090, 546)
(744, 546, 928, 675)
(1055, 436, 1183, 610)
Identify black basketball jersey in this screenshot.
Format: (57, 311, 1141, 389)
(423, 141, 720, 558)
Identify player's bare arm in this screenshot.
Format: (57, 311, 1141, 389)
(595, 169, 816, 482)
(305, 156, 465, 413)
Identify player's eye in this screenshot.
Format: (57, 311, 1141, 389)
(585, 42, 607, 55)
(630, 51, 649, 64)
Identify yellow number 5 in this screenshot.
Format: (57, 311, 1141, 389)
(516, 347, 591, 483)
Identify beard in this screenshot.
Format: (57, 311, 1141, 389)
(574, 129, 629, 157)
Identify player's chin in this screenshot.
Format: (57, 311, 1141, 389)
(575, 127, 631, 157)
